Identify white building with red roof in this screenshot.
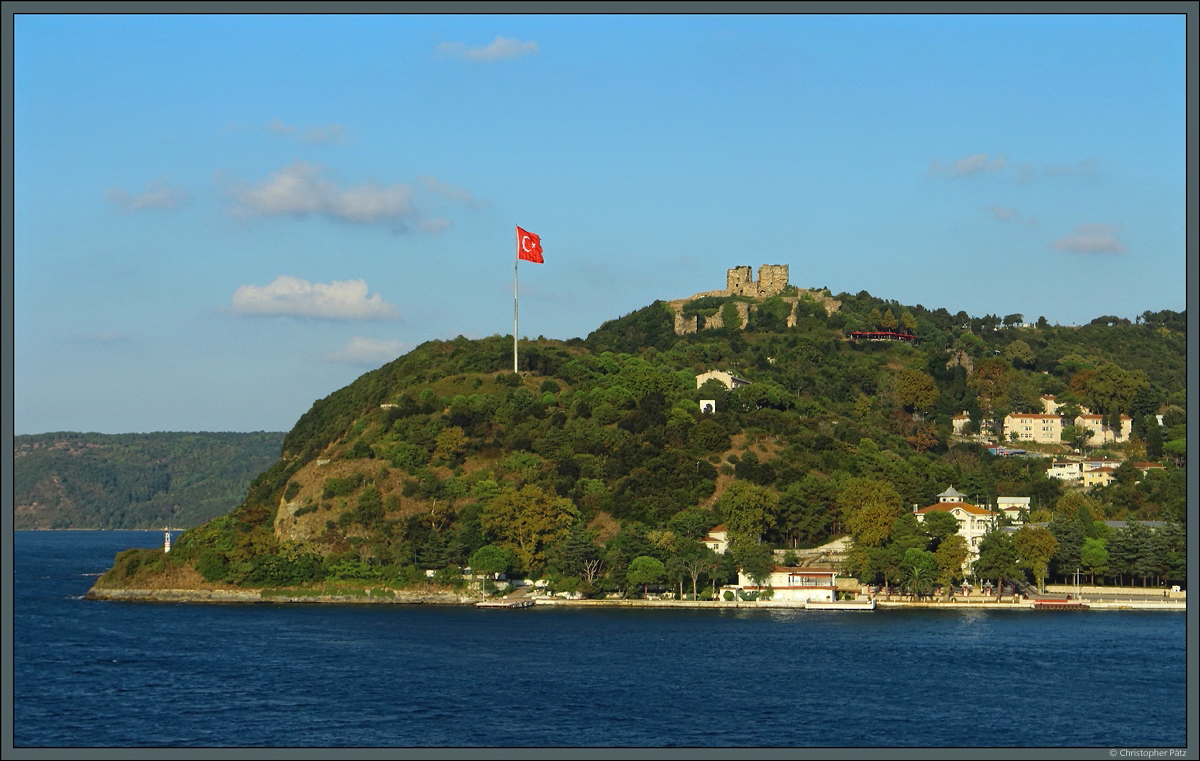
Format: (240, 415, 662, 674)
(702, 524, 729, 554)
(735, 567, 838, 603)
(912, 486, 998, 572)
(1082, 466, 1117, 489)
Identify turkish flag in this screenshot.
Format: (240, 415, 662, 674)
(517, 226, 543, 263)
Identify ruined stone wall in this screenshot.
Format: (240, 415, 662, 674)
(757, 264, 790, 296)
(726, 266, 755, 295)
(668, 264, 840, 335)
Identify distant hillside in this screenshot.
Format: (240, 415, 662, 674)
(14, 432, 285, 529)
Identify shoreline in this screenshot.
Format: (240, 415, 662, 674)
(84, 587, 1187, 611)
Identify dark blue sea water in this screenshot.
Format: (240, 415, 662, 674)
(11, 530, 1189, 748)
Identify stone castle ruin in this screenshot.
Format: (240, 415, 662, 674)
(668, 264, 841, 334)
(726, 264, 791, 298)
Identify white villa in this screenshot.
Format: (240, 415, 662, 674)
(702, 525, 730, 554)
(913, 486, 999, 572)
(996, 496, 1030, 522)
(1048, 460, 1084, 481)
(734, 567, 839, 603)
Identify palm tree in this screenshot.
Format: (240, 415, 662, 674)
(901, 548, 937, 600)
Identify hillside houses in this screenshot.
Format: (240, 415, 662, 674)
(955, 394, 1133, 446)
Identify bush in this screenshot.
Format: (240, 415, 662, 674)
(723, 590, 735, 601)
(195, 549, 230, 582)
(323, 473, 364, 499)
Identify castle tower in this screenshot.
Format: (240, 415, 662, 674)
(757, 264, 789, 296)
(726, 266, 754, 295)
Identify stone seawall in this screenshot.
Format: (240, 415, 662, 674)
(85, 587, 471, 605)
(86, 588, 1185, 612)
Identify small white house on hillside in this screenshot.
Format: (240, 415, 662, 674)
(696, 370, 750, 390)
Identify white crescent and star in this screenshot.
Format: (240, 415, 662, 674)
(522, 235, 534, 252)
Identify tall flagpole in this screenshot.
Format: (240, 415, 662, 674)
(513, 225, 519, 374)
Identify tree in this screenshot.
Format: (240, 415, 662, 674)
(734, 542, 776, 594)
(776, 475, 835, 548)
(546, 525, 604, 587)
(677, 539, 718, 599)
(1044, 523, 1082, 586)
(1074, 362, 1147, 417)
(868, 307, 884, 330)
(469, 545, 514, 591)
(1004, 340, 1035, 369)
(1140, 415, 1164, 460)
(880, 309, 898, 331)
(1052, 493, 1102, 525)
(433, 426, 468, 462)
(974, 531, 1021, 593)
(1079, 538, 1108, 585)
(837, 477, 904, 548)
(933, 534, 969, 592)
(720, 301, 743, 330)
(921, 511, 960, 548)
(1003, 313, 1024, 327)
(900, 547, 937, 599)
(480, 484, 579, 570)
(895, 370, 938, 415)
(1060, 425, 1093, 453)
(1013, 525, 1058, 593)
(968, 358, 1015, 419)
(717, 481, 778, 553)
(626, 555, 665, 597)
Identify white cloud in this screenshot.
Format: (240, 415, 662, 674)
(268, 119, 348, 144)
(438, 35, 539, 62)
(989, 205, 1017, 222)
(1044, 158, 1098, 176)
(301, 124, 348, 144)
(324, 337, 407, 364)
(1050, 224, 1126, 254)
(929, 153, 1006, 178)
(229, 161, 434, 228)
(229, 275, 399, 319)
(267, 118, 297, 136)
(988, 205, 1035, 226)
(103, 179, 188, 211)
(418, 175, 488, 208)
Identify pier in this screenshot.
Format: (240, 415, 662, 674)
(475, 598, 536, 609)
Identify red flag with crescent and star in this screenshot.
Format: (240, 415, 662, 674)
(516, 226, 543, 263)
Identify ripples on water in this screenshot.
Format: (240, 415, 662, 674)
(12, 531, 1188, 748)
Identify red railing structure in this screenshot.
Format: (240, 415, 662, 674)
(849, 331, 918, 343)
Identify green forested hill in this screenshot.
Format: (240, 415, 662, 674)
(14, 431, 285, 529)
(97, 294, 1186, 594)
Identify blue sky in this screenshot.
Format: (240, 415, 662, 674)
(12, 12, 1188, 435)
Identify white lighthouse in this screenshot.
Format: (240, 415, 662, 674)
(163, 527, 172, 553)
